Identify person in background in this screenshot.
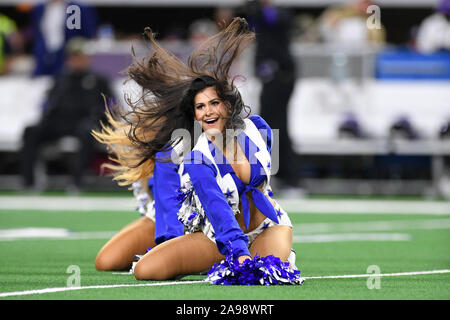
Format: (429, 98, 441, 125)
(415, 0, 450, 200)
(415, 0, 450, 53)
(317, 0, 386, 46)
(187, 18, 218, 48)
(246, 0, 303, 198)
(214, 6, 235, 31)
(0, 13, 24, 75)
(30, 0, 97, 76)
(20, 37, 113, 191)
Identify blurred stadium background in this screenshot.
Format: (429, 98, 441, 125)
(0, 0, 450, 198)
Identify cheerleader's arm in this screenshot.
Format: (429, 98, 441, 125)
(184, 152, 250, 258)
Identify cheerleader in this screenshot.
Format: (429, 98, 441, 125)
(94, 18, 302, 284)
(93, 149, 184, 272)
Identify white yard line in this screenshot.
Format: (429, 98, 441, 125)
(2, 217, 450, 242)
(0, 196, 137, 211)
(0, 230, 412, 242)
(0, 196, 449, 214)
(278, 199, 450, 215)
(303, 269, 450, 279)
(0, 270, 448, 298)
(292, 218, 450, 234)
(293, 233, 412, 242)
(0, 228, 117, 241)
(0, 280, 205, 298)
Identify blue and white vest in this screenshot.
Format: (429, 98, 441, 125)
(177, 118, 273, 234)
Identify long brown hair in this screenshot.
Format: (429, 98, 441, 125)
(92, 17, 255, 186)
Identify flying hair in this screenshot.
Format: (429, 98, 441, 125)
(92, 17, 255, 186)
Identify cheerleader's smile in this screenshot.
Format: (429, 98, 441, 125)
(194, 86, 229, 135)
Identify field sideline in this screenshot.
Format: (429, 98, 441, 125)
(0, 194, 449, 300)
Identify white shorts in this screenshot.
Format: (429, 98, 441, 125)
(244, 201, 292, 244)
(203, 199, 292, 244)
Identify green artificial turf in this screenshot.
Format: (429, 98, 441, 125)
(0, 200, 449, 300)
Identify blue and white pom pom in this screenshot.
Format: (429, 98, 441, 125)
(176, 181, 207, 233)
(205, 247, 305, 286)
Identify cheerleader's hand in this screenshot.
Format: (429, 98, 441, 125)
(238, 255, 251, 264)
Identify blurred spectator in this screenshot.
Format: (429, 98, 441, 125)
(188, 18, 218, 47)
(318, 0, 386, 46)
(0, 13, 24, 74)
(415, 0, 450, 53)
(439, 119, 450, 139)
(30, 0, 97, 76)
(389, 116, 420, 140)
(246, 0, 303, 197)
(214, 7, 235, 30)
(292, 13, 321, 43)
(20, 37, 113, 191)
(338, 112, 367, 139)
